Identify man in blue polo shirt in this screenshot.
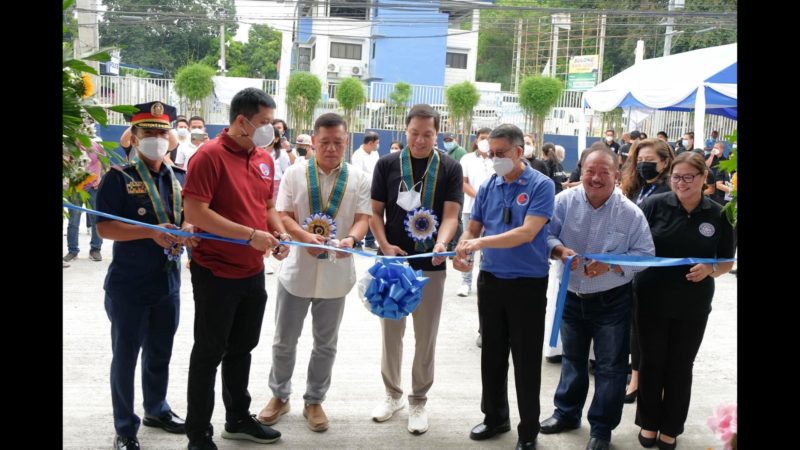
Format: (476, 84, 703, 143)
(454, 124, 555, 450)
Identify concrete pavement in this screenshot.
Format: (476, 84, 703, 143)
(63, 221, 736, 449)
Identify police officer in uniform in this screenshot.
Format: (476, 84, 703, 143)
(96, 101, 197, 450)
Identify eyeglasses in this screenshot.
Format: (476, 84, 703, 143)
(489, 147, 516, 158)
(670, 173, 701, 183)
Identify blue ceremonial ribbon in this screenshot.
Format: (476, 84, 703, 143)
(63, 202, 455, 259)
(548, 253, 737, 348)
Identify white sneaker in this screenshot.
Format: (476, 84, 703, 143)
(371, 395, 406, 422)
(264, 262, 275, 274)
(457, 283, 471, 297)
(407, 404, 428, 434)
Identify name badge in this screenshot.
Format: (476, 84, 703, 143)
(126, 181, 146, 194)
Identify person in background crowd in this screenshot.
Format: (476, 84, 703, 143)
(390, 141, 403, 153)
(292, 133, 314, 163)
(272, 119, 295, 164)
(541, 142, 567, 195)
(442, 132, 467, 161)
(618, 130, 641, 167)
(604, 129, 620, 154)
(634, 151, 734, 449)
(523, 134, 549, 176)
(352, 131, 381, 250)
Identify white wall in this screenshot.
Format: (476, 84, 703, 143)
(444, 8, 479, 85)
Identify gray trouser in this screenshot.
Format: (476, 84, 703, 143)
(269, 281, 346, 404)
(380, 270, 446, 406)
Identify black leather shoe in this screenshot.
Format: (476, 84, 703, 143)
(624, 389, 638, 404)
(469, 420, 511, 440)
(656, 436, 677, 450)
(539, 415, 580, 434)
(113, 435, 140, 450)
(586, 437, 610, 450)
(143, 410, 186, 434)
(515, 438, 537, 449)
(545, 355, 562, 364)
(638, 430, 657, 448)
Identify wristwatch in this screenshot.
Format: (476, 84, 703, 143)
(711, 263, 719, 273)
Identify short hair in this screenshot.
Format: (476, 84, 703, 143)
(314, 112, 347, 133)
(671, 151, 708, 178)
(657, 131, 668, 139)
(488, 124, 524, 149)
(175, 118, 189, 127)
(176, 115, 187, 122)
(363, 131, 380, 144)
(476, 127, 493, 137)
(391, 140, 403, 149)
(189, 116, 205, 126)
(272, 118, 288, 131)
(605, 129, 615, 135)
(582, 145, 619, 170)
(229, 87, 276, 123)
(685, 131, 694, 139)
(405, 104, 440, 130)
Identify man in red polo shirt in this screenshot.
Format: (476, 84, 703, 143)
(183, 87, 291, 449)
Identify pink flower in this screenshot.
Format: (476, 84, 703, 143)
(708, 403, 737, 450)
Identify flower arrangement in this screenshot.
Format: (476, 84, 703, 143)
(718, 130, 737, 227)
(707, 403, 737, 450)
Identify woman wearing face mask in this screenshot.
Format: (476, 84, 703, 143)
(619, 137, 675, 407)
(389, 141, 403, 153)
(522, 133, 549, 177)
(268, 126, 291, 196)
(541, 142, 567, 195)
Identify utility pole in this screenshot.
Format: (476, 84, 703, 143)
(513, 18, 523, 91)
(663, 0, 685, 57)
(219, 8, 227, 76)
(76, 0, 100, 72)
(597, 14, 606, 83)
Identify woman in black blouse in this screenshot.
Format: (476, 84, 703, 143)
(633, 152, 734, 449)
(620, 138, 676, 405)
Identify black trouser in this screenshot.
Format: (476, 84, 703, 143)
(630, 295, 641, 371)
(635, 312, 708, 437)
(478, 271, 547, 442)
(185, 261, 268, 440)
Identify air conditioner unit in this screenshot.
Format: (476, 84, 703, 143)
(327, 63, 339, 73)
(351, 66, 361, 75)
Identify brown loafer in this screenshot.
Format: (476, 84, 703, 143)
(257, 397, 290, 425)
(303, 403, 329, 432)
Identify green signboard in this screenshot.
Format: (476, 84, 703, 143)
(567, 73, 597, 91)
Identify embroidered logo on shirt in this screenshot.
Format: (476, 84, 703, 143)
(516, 193, 529, 206)
(698, 222, 715, 237)
(126, 181, 146, 194)
(137, 207, 147, 216)
(259, 162, 271, 179)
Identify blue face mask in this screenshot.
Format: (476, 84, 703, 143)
(443, 141, 456, 151)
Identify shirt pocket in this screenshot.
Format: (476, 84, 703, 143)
(604, 230, 628, 253)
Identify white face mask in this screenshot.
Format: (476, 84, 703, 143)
(477, 139, 490, 154)
(396, 180, 423, 211)
(176, 128, 190, 138)
(605, 136, 614, 143)
(492, 157, 514, 177)
(137, 137, 169, 160)
(523, 144, 534, 158)
(390, 147, 401, 153)
(245, 118, 275, 148)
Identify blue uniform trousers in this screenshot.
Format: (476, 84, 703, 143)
(105, 291, 179, 438)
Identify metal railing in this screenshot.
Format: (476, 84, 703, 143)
(93, 75, 735, 140)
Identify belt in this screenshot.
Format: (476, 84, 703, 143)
(568, 283, 628, 300)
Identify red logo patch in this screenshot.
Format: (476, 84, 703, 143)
(516, 193, 529, 206)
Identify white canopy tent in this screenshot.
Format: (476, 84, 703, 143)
(577, 43, 737, 152)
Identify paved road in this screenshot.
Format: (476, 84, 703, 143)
(63, 222, 736, 449)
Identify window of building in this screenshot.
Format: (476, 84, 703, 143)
(298, 46, 311, 71)
(329, 0, 367, 20)
(331, 42, 362, 60)
(446, 52, 468, 69)
(299, 1, 313, 17)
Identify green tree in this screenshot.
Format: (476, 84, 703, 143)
(335, 77, 366, 160)
(200, 24, 282, 78)
(286, 72, 322, 137)
(518, 75, 563, 149)
(99, 0, 237, 77)
(388, 82, 412, 141)
(445, 81, 480, 149)
(174, 63, 216, 117)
